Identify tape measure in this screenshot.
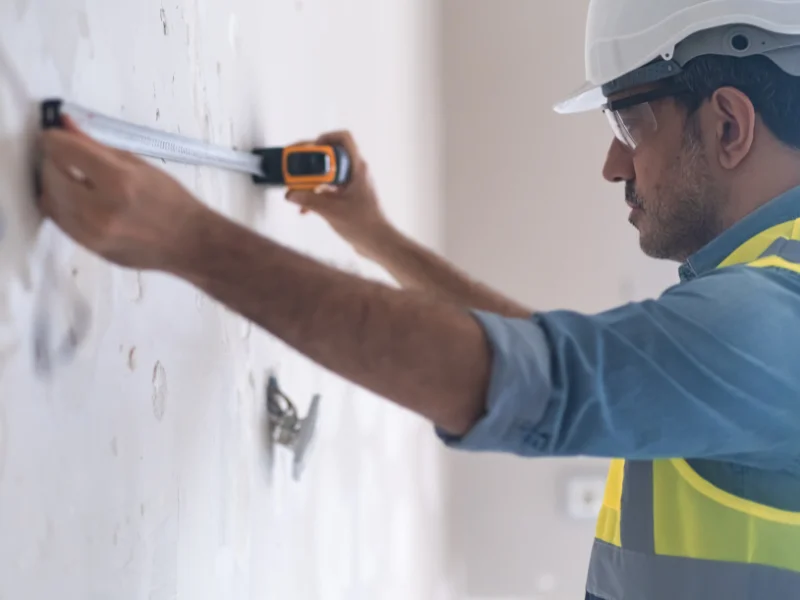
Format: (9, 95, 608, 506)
(40, 99, 351, 190)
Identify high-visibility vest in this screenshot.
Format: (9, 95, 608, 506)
(586, 217, 800, 600)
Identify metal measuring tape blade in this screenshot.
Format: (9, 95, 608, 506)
(40, 98, 352, 189)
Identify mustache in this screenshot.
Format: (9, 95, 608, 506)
(625, 182, 643, 208)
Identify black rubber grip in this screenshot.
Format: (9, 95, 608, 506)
(251, 147, 285, 185)
(41, 99, 65, 129)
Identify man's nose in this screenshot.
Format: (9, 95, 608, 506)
(602, 138, 635, 183)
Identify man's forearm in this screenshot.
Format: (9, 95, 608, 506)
(363, 226, 533, 319)
(172, 208, 491, 435)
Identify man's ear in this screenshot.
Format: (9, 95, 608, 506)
(709, 87, 756, 170)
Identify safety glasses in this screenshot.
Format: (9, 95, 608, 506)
(603, 84, 689, 150)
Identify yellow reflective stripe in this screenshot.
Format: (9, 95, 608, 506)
(595, 505, 622, 546)
(718, 220, 799, 267)
(603, 459, 625, 510)
(653, 460, 800, 573)
(670, 459, 800, 525)
(595, 459, 624, 546)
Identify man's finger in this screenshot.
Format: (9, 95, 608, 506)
(315, 130, 365, 182)
(60, 115, 92, 139)
(59, 115, 144, 165)
(316, 130, 357, 154)
(285, 189, 318, 208)
(40, 128, 124, 186)
(38, 157, 89, 218)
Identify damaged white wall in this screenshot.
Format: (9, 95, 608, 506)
(0, 1, 449, 599)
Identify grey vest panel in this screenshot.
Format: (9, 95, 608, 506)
(757, 237, 800, 262)
(619, 460, 654, 552)
(586, 540, 800, 600)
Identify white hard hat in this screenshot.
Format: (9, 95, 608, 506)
(555, 0, 800, 114)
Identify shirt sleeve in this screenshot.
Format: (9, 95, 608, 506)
(437, 265, 800, 461)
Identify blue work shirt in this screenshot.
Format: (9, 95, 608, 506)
(439, 184, 800, 518)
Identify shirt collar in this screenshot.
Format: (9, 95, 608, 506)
(679, 184, 800, 281)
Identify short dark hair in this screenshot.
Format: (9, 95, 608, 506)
(672, 54, 800, 150)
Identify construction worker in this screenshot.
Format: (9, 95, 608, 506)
(35, 0, 800, 597)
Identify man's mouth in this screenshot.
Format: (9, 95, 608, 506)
(625, 182, 643, 210)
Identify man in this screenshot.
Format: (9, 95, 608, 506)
(36, 0, 800, 598)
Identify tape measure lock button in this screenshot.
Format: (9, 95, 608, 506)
(286, 150, 329, 177)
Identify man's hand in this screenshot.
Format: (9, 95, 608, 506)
(284, 131, 394, 260)
(38, 117, 208, 271)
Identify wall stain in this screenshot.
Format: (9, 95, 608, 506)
(0, 291, 20, 378)
(111, 436, 119, 457)
(14, 0, 32, 18)
(152, 362, 168, 421)
(130, 271, 144, 302)
(0, 404, 5, 485)
(128, 347, 137, 371)
(160, 8, 169, 36)
(228, 14, 240, 54)
(77, 11, 90, 39)
(36, 517, 55, 562)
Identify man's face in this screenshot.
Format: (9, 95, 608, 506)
(602, 90, 726, 262)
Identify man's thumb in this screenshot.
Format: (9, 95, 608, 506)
(285, 188, 329, 215)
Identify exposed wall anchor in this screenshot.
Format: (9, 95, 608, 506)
(266, 375, 321, 481)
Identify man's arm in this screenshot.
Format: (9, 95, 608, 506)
(444, 265, 800, 462)
(285, 131, 532, 319)
(172, 208, 491, 434)
(357, 225, 533, 318)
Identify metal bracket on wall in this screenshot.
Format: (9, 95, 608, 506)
(265, 375, 321, 481)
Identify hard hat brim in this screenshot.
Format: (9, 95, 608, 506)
(553, 81, 606, 114)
